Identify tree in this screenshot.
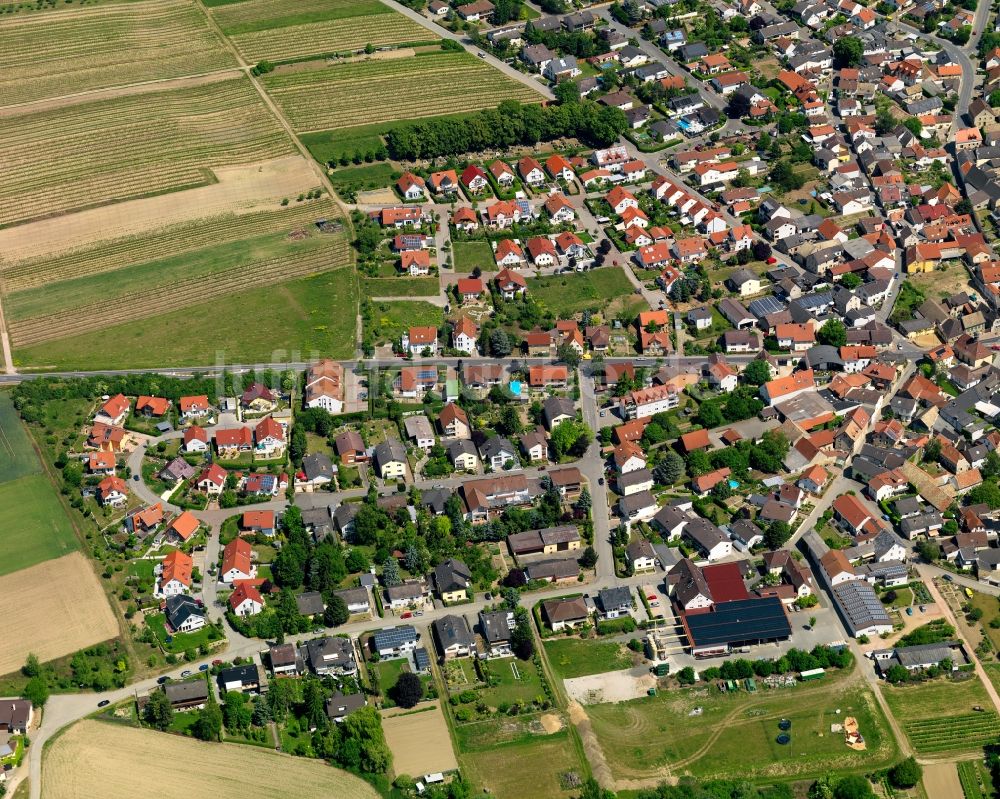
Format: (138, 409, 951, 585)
(23, 676, 49, 708)
(676, 666, 696, 685)
(839, 272, 862, 290)
(752, 241, 771, 261)
(382, 557, 402, 587)
(391, 672, 424, 708)
(923, 438, 942, 464)
(742, 359, 771, 386)
(917, 540, 941, 562)
(769, 160, 804, 192)
(727, 90, 752, 119)
(144, 688, 174, 731)
(325, 594, 350, 627)
(222, 691, 252, 731)
(889, 757, 921, 789)
(511, 606, 535, 659)
(557, 343, 581, 367)
(578, 546, 598, 568)
(489, 329, 512, 357)
(902, 116, 922, 137)
(816, 318, 846, 347)
(832, 775, 874, 799)
(833, 36, 863, 67)
(955, 198, 974, 215)
(554, 79, 580, 104)
(653, 451, 685, 485)
(193, 695, 223, 742)
(875, 106, 896, 135)
(968, 480, 1000, 509)
(22, 654, 40, 678)
(576, 779, 616, 799)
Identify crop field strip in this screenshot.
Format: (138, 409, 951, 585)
(0, 0, 237, 107)
(208, 0, 393, 34)
(0, 201, 332, 293)
(261, 51, 544, 132)
(0, 76, 295, 228)
(902, 711, 1000, 754)
(7, 237, 350, 348)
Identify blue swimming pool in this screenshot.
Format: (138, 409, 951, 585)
(509, 380, 522, 396)
(677, 119, 691, 131)
(729, 480, 740, 489)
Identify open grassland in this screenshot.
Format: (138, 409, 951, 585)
(0, 75, 294, 228)
(528, 268, 635, 318)
(14, 268, 358, 371)
(459, 731, 582, 799)
(209, 0, 436, 63)
(884, 676, 1000, 755)
(586, 670, 897, 782)
(367, 300, 443, 346)
(43, 720, 381, 799)
(381, 703, 458, 776)
(363, 277, 440, 298)
(0, 0, 236, 107)
(261, 51, 543, 133)
(0, 554, 116, 675)
(0, 391, 42, 484)
(4, 202, 349, 349)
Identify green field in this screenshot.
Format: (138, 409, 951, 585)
(958, 758, 993, 799)
(478, 657, 546, 706)
(15, 268, 358, 370)
(0, 475, 79, 577)
(587, 671, 897, 782)
(527, 267, 635, 318)
(208, 0, 436, 63)
(459, 730, 583, 799)
(452, 240, 495, 273)
(367, 300, 443, 346)
(543, 638, 632, 680)
(329, 163, 397, 194)
(262, 50, 543, 133)
(0, 392, 43, 485)
(363, 276, 440, 298)
(884, 675, 1000, 755)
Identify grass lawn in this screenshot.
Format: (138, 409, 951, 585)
(363, 276, 440, 298)
(883, 586, 913, 608)
(883, 674, 1000, 755)
(587, 670, 898, 782)
(966, 591, 1000, 650)
(543, 638, 632, 680)
(15, 268, 358, 370)
(146, 613, 223, 654)
(0, 392, 43, 484)
(479, 657, 545, 707)
(459, 730, 584, 799)
(168, 709, 201, 735)
(452, 240, 495, 273)
(0, 475, 79, 576)
(367, 300, 443, 346)
(909, 260, 974, 301)
(329, 163, 396, 195)
(527, 267, 634, 318)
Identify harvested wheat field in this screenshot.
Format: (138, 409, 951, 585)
(43, 720, 381, 799)
(0, 553, 117, 675)
(381, 702, 458, 777)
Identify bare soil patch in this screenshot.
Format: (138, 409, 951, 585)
(540, 713, 563, 733)
(381, 702, 458, 777)
(43, 719, 380, 799)
(0, 155, 318, 264)
(921, 761, 963, 798)
(0, 553, 118, 675)
(565, 669, 657, 705)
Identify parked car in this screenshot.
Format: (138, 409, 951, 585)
(181, 670, 193, 677)
(98, 699, 110, 707)
(156, 676, 170, 685)
(199, 664, 209, 672)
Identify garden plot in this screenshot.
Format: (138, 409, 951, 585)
(381, 703, 458, 777)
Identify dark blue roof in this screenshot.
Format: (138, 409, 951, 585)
(684, 598, 791, 647)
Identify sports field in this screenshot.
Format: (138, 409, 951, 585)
(43, 720, 381, 799)
(0, 0, 236, 107)
(14, 267, 358, 371)
(585, 670, 897, 783)
(261, 51, 543, 133)
(0, 554, 117, 675)
(208, 0, 436, 63)
(0, 75, 295, 228)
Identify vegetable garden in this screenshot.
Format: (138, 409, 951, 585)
(260, 51, 543, 132)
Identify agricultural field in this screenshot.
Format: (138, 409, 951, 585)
(527, 267, 636, 319)
(957, 758, 994, 799)
(544, 638, 633, 681)
(0, 553, 117, 675)
(585, 671, 897, 782)
(380, 703, 458, 777)
(261, 50, 543, 133)
(0, 0, 237, 107)
(459, 731, 583, 799)
(3, 199, 349, 352)
(208, 0, 436, 63)
(883, 675, 1000, 755)
(0, 393, 78, 575)
(42, 720, 381, 799)
(0, 75, 295, 229)
(14, 267, 358, 371)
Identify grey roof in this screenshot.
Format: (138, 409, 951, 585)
(433, 614, 475, 651)
(433, 558, 472, 593)
(525, 558, 580, 581)
(414, 647, 431, 671)
(296, 591, 325, 616)
(302, 636, 355, 673)
(217, 664, 260, 689)
(543, 396, 576, 426)
(479, 434, 516, 460)
(164, 679, 209, 705)
(334, 502, 361, 531)
(830, 580, 892, 634)
(374, 438, 407, 468)
(730, 518, 764, 544)
(302, 452, 335, 482)
(334, 587, 369, 608)
(447, 438, 478, 461)
(598, 586, 632, 612)
(479, 610, 513, 643)
(748, 295, 785, 318)
(617, 468, 653, 491)
(165, 594, 204, 631)
(325, 691, 365, 719)
(684, 516, 728, 553)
